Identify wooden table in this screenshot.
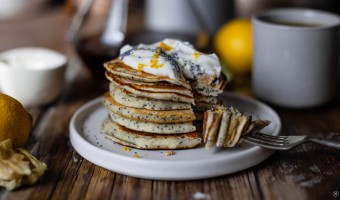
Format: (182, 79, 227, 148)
(0, 5, 339, 200)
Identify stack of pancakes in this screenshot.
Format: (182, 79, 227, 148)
(101, 59, 202, 150)
(99, 39, 271, 151)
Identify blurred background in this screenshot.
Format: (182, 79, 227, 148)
(0, 0, 339, 95)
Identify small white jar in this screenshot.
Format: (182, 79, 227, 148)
(0, 47, 67, 107)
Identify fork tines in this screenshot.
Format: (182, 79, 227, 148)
(244, 132, 289, 147)
(251, 132, 288, 141)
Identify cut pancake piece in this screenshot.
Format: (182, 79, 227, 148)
(202, 106, 271, 149)
(103, 92, 196, 123)
(202, 109, 223, 150)
(244, 120, 271, 135)
(106, 71, 195, 104)
(224, 113, 251, 147)
(109, 83, 191, 110)
(104, 59, 191, 89)
(222, 109, 242, 147)
(216, 110, 232, 147)
(109, 112, 196, 134)
(101, 119, 201, 150)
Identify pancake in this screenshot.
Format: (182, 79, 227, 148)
(202, 106, 270, 149)
(119, 77, 193, 97)
(109, 83, 192, 110)
(192, 92, 223, 114)
(202, 109, 223, 150)
(194, 93, 220, 104)
(223, 113, 251, 147)
(101, 119, 201, 150)
(222, 110, 241, 147)
(104, 59, 191, 89)
(191, 72, 228, 96)
(103, 92, 196, 123)
(216, 110, 232, 147)
(244, 120, 271, 135)
(109, 112, 196, 134)
(106, 71, 195, 104)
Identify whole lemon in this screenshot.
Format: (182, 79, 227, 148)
(214, 19, 252, 75)
(0, 93, 32, 148)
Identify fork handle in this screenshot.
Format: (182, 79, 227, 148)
(307, 137, 340, 149)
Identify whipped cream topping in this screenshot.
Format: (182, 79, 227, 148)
(119, 44, 184, 81)
(119, 39, 222, 82)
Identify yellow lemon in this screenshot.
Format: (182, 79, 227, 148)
(214, 18, 252, 75)
(0, 93, 32, 148)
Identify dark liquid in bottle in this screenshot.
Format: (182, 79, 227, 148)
(75, 35, 121, 79)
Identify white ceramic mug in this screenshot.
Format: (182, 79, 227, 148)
(0, 47, 67, 107)
(145, 0, 233, 36)
(252, 8, 340, 108)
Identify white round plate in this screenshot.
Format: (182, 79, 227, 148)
(70, 92, 281, 180)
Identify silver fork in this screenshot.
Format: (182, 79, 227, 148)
(242, 132, 340, 150)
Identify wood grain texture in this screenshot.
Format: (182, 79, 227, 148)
(1, 5, 340, 200)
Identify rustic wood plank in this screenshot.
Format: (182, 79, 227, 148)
(254, 142, 340, 200)
(247, 171, 263, 200)
(153, 181, 170, 200)
(184, 180, 204, 199)
(49, 153, 81, 200)
(82, 166, 116, 200)
(61, 153, 89, 200)
(124, 177, 153, 200)
(228, 172, 258, 200)
(256, 151, 309, 200)
(110, 174, 128, 199)
(170, 181, 187, 200)
(203, 178, 230, 199)
(201, 179, 219, 200)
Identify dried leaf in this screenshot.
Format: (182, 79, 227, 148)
(0, 139, 47, 191)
